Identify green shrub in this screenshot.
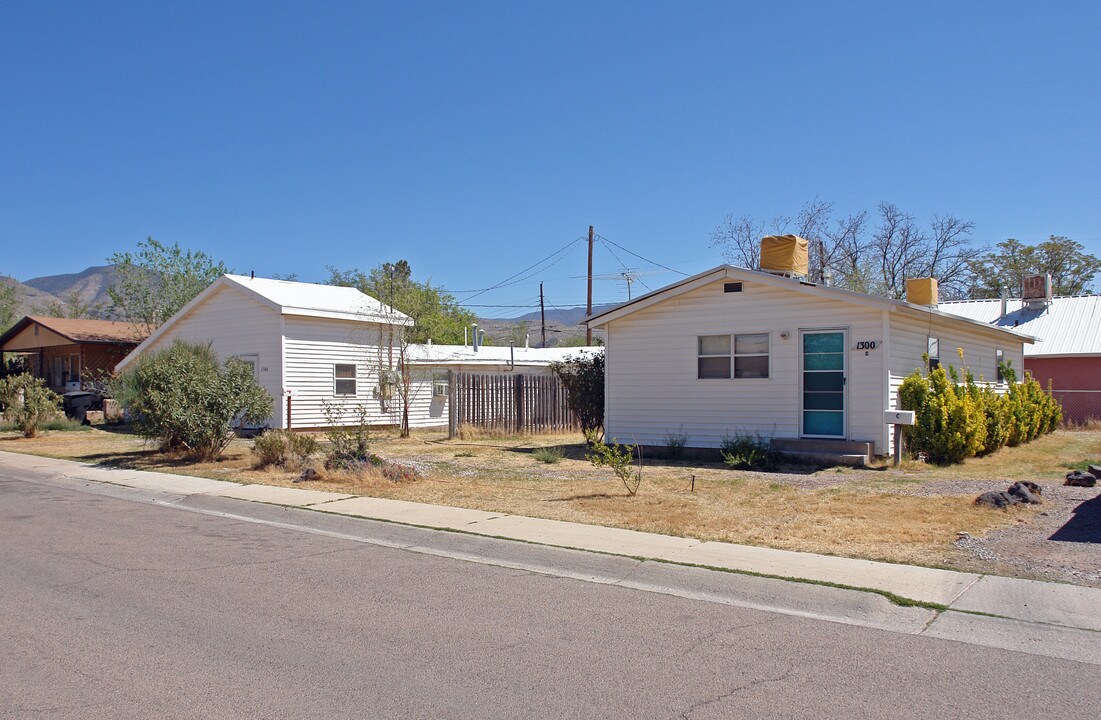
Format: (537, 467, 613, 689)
(252, 429, 318, 469)
(551, 353, 605, 435)
(0, 373, 62, 438)
(112, 340, 273, 460)
(585, 430, 641, 495)
(533, 446, 564, 464)
(719, 431, 775, 470)
(899, 365, 1061, 465)
(663, 430, 688, 459)
(320, 401, 373, 469)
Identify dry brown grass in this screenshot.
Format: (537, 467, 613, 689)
(7, 424, 1086, 572)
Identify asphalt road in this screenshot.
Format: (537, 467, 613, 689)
(2, 471, 1098, 719)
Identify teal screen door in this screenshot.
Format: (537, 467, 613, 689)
(802, 331, 845, 437)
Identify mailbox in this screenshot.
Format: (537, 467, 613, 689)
(884, 410, 915, 425)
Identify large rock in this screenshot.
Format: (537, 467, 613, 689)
(975, 491, 1017, 509)
(1008, 481, 1042, 504)
(1087, 464, 1101, 480)
(1065, 471, 1098, 488)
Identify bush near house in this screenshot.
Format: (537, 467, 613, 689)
(112, 340, 273, 461)
(0, 373, 62, 438)
(899, 365, 1061, 465)
(551, 353, 604, 435)
(252, 429, 318, 469)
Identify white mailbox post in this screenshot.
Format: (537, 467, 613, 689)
(885, 410, 916, 466)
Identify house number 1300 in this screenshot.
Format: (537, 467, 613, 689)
(855, 341, 878, 351)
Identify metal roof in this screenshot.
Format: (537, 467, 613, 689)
(939, 295, 1101, 357)
(223, 274, 410, 324)
(404, 344, 602, 367)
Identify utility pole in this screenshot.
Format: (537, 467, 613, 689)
(539, 281, 546, 348)
(586, 225, 594, 345)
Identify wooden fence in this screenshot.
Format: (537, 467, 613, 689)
(448, 371, 577, 437)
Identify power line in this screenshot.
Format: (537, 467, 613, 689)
(597, 234, 690, 277)
(445, 236, 585, 301)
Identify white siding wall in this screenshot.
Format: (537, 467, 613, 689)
(137, 285, 284, 426)
(283, 316, 401, 428)
(603, 279, 886, 450)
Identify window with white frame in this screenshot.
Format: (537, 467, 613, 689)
(698, 334, 770, 379)
(334, 364, 357, 395)
(927, 337, 940, 371)
(698, 335, 731, 379)
(734, 333, 769, 378)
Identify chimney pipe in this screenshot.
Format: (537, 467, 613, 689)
(1000, 286, 1008, 319)
(472, 323, 479, 352)
(525, 333, 530, 350)
(464, 326, 468, 347)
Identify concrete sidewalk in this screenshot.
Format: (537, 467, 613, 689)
(4, 450, 1099, 635)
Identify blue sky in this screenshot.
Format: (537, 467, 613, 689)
(2, 1, 1098, 316)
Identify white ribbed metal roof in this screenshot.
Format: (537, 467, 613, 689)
(404, 344, 602, 367)
(223, 274, 410, 324)
(939, 295, 1101, 357)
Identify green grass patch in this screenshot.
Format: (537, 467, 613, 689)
(533, 446, 565, 464)
(1066, 459, 1100, 471)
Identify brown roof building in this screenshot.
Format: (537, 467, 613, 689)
(0, 316, 148, 392)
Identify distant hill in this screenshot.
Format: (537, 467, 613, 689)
(476, 303, 618, 347)
(23, 265, 118, 309)
(1, 265, 119, 322)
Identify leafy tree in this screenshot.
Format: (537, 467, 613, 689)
(0, 276, 18, 333)
(107, 237, 229, 332)
(0, 373, 62, 438)
(327, 261, 475, 344)
(967, 237, 1101, 298)
(551, 352, 605, 435)
(112, 340, 272, 460)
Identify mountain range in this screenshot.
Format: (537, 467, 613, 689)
(1, 266, 119, 320)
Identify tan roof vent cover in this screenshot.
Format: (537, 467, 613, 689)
(759, 235, 809, 277)
(906, 278, 939, 306)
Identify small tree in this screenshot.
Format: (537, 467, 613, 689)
(112, 340, 272, 460)
(107, 238, 229, 333)
(551, 352, 605, 436)
(0, 373, 62, 438)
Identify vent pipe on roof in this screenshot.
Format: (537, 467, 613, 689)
(472, 323, 479, 353)
(525, 333, 529, 350)
(1000, 286, 1009, 319)
(464, 326, 468, 347)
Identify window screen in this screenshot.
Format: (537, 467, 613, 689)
(334, 364, 357, 395)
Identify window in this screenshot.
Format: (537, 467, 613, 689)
(698, 334, 770, 379)
(432, 369, 449, 398)
(698, 335, 731, 378)
(927, 337, 940, 370)
(996, 349, 1005, 383)
(734, 333, 770, 378)
(334, 364, 357, 395)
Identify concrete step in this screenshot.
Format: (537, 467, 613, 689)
(776, 450, 868, 468)
(769, 438, 873, 467)
(770, 438, 874, 455)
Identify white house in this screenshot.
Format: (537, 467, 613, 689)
(115, 274, 413, 429)
(116, 273, 603, 431)
(585, 264, 1033, 458)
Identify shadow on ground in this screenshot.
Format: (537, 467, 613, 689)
(1049, 494, 1101, 543)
